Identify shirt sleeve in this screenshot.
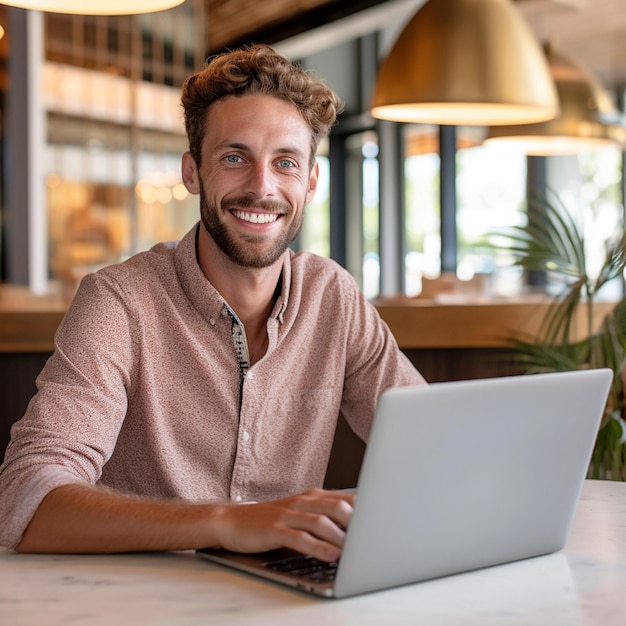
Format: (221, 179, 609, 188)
(339, 275, 427, 442)
(0, 271, 136, 549)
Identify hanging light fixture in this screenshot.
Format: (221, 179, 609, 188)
(371, 0, 558, 126)
(405, 125, 483, 155)
(0, 0, 183, 14)
(484, 43, 624, 154)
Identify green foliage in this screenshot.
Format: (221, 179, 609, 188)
(495, 190, 626, 480)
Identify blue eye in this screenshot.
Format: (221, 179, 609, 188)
(278, 159, 295, 168)
(225, 155, 243, 163)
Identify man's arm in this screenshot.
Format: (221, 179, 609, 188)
(16, 483, 354, 562)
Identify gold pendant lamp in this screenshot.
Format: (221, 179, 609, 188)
(371, 0, 559, 126)
(0, 0, 183, 14)
(484, 44, 624, 154)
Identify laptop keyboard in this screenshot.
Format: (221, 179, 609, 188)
(265, 554, 338, 583)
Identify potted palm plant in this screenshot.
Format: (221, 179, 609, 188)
(495, 190, 626, 480)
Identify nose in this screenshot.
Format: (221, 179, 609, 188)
(244, 161, 277, 198)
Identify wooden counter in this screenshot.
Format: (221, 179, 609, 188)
(374, 295, 617, 349)
(0, 285, 68, 353)
(0, 285, 617, 352)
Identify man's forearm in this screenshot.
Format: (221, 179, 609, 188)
(16, 483, 222, 553)
(16, 484, 355, 561)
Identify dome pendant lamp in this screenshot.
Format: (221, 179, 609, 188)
(371, 0, 559, 126)
(485, 44, 624, 155)
(0, 0, 183, 14)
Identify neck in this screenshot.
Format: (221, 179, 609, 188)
(196, 224, 282, 334)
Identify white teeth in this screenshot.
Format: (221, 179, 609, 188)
(233, 210, 279, 224)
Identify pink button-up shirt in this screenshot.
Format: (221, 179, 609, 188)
(0, 224, 425, 548)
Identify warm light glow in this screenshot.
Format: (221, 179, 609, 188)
(485, 136, 615, 156)
(0, 25, 4, 40)
(376, 103, 554, 126)
(172, 183, 189, 201)
(371, 0, 559, 126)
(156, 186, 173, 204)
(484, 44, 623, 154)
(139, 185, 158, 204)
(136, 174, 187, 205)
(405, 126, 482, 155)
(0, 0, 183, 15)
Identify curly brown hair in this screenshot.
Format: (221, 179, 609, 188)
(181, 44, 343, 169)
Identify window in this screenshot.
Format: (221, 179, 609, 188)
(404, 125, 441, 296)
(40, 5, 205, 293)
(299, 155, 331, 258)
(456, 137, 527, 296)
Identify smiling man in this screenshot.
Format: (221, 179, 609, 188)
(0, 45, 425, 560)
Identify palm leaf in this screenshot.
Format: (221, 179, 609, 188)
(539, 282, 585, 344)
(509, 336, 588, 373)
(495, 192, 588, 282)
(490, 189, 626, 480)
(590, 414, 626, 480)
(593, 232, 626, 293)
(526, 191, 587, 274)
(610, 297, 626, 338)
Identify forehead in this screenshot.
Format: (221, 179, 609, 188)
(203, 94, 312, 149)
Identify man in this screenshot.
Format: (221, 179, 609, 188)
(0, 45, 425, 561)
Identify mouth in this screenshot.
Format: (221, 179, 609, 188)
(231, 209, 280, 225)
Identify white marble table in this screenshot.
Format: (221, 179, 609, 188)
(1, 480, 625, 625)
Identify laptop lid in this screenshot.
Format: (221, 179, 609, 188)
(198, 369, 612, 598)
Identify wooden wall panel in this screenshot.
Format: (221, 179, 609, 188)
(323, 346, 522, 489)
(0, 353, 51, 462)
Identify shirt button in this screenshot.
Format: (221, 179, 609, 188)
(235, 495, 243, 503)
(246, 370, 254, 379)
(209, 317, 216, 326)
(243, 430, 250, 442)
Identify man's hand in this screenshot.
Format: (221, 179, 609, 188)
(210, 488, 355, 562)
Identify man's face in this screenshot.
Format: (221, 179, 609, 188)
(182, 94, 319, 269)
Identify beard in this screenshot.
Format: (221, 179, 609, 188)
(199, 186, 304, 269)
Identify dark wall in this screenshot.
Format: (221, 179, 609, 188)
(0, 352, 51, 462)
(324, 347, 521, 489)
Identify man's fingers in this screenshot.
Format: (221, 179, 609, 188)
(278, 527, 343, 563)
(212, 488, 355, 561)
(288, 488, 355, 528)
(281, 509, 347, 552)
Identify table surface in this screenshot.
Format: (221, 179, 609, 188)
(1, 479, 625, 626)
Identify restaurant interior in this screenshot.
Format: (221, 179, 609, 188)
(1, 0, 626, 482)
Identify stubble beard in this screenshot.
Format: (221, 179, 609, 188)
(199, 186, 304, 269)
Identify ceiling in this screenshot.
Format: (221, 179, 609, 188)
(0, 0, 623, 101)
(517, 0, 626, 93)
(205, 0, 388, 53)
(205, 0, 626, 94)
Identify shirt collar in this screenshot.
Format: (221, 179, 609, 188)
(174, 222, 291, 325)
(272, 251, 291, 324)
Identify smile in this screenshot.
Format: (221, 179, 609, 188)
(232, 210, 280, 224)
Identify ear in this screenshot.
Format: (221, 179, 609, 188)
(305, 160, 320, 205)
(181, 151, 201, 195)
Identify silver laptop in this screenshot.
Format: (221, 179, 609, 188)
(197, 368, 612, 598)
